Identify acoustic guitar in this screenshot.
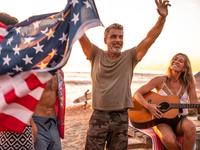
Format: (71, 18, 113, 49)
(128, 91, 200, 129)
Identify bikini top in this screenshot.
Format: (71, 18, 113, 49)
(157, 81, 189, 115)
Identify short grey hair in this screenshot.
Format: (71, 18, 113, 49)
(104, 23, 123, 39)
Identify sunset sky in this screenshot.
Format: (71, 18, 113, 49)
(1, 0, 199, 73)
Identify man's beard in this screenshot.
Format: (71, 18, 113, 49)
(109, 45, 122, 54)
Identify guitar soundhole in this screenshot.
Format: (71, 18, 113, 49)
(159, 102, 170, 113)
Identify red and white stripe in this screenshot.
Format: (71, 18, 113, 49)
(0, 71, 52, 133)
(0, 22, 7, 42)
(0, 21, 54, 133)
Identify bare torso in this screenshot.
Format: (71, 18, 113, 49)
(34, 76, 58, 117)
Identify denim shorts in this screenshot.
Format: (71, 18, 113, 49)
(32, 116, 61, 150)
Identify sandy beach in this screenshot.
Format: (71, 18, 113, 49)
(61, 103, 92, 150)
(61, 90, 200, 150)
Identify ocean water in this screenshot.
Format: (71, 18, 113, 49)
(64, 72, 160, 106)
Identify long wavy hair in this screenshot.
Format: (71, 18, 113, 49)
(167, 53, 194, 90)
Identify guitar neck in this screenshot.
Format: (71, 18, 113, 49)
(170, 103, 200, 109)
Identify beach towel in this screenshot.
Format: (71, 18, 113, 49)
(137, 128, 163, 150)
(55, 69, 66, 139)
(129, 122, 183, 150)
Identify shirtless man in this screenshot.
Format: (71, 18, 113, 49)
(32, 74, 62, 150)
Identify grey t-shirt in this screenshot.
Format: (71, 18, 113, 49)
(88, 45, 138, 111)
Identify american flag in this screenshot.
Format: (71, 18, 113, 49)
(0, 0, 102, 133)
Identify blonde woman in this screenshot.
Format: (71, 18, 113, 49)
(133, 53, 198, 150)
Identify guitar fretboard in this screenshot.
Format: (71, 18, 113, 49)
(170, 103, 200, 109)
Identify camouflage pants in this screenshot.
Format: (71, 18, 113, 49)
(85, 109, 128, 150)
